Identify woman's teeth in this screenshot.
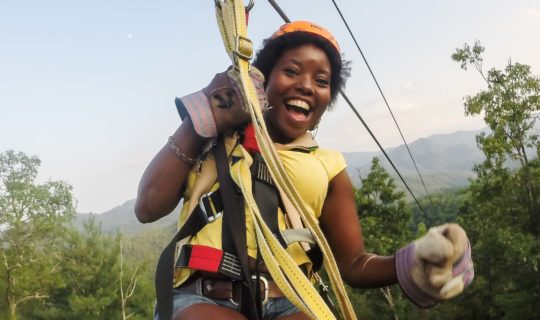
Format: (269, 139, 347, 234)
(286, 99, 310, 111)
(285, 99, 311, 116)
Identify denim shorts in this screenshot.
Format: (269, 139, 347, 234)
(154, 284, 300, 320)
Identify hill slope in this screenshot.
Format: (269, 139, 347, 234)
(344, 129, 484, 194)
(75, 199, 179, 234)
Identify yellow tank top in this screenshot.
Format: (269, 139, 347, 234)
(173, 134, 347, 287)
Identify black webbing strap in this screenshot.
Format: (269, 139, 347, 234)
(215, 136, 260, 319)
(154, 197, 220, 319)
(251, 152, 287, 248)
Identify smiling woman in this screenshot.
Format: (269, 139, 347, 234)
(135, 20, 474, 320)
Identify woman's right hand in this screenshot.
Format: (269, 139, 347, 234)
(177, 66, 267, 138)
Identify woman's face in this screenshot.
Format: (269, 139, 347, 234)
(264, 43, 332, 144)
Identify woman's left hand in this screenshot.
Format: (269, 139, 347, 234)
(396, 223, 475, 307)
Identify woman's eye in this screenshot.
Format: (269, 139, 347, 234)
(316, 78, 329, 86)
(284, 68, 297, 75)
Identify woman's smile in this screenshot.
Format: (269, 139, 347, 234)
(284, 99, 312, 122)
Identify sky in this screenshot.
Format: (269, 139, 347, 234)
(1, 0, 540, 213)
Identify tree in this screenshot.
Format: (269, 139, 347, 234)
(412, 189, 466, 229)
(0, 150, 75, 320)
(356, 157, 413, 253)
(353, 157, 414, 319)
(452, 41, 540, 234)
(451, 43, 540, 319)
(31, 218, 155, 320)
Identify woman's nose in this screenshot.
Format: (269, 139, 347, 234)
(296, 76, 314, 95)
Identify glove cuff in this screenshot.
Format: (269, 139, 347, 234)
(453, 241, 475, 285)
(175, 92, 217, 138)
(396, 243, 441, 308)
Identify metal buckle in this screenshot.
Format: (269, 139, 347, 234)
(227, 275, 269, 306)
(199, 193, 222, 223)
(228, 280, 241, 306)
(234, 35, 253, 62)
(253, 274, 269, 305)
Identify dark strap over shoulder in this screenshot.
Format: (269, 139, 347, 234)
(154, 197, 219, 319)
(251, 152, 287, 248)
(215, 135, 260, 319)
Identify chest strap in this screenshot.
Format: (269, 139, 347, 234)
(215, 136, 261, 319)
(250, 152, 287, 248)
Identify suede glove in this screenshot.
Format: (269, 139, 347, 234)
(396, 223, 474, 307)
(175, 66, 267, 138)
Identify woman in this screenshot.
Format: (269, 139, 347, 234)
(136, 21, 473, 320)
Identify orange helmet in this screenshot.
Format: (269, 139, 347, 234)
(271, 20, 340, 54)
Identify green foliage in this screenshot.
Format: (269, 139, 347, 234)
(450, 43, 540, 319)
(38, 219, 123, 319)
(0, 150, 75, 320)
(0, 151, 155, 319)
(352, 157, 415, 318)
(26, 219, 154, 320)
(451, 40, 485, 72)
(122, 223, 176, 282)
(356, 157, 413, 254)
(346, 43, 540, 319)
(452, 41, 540, 170)
(412, 189, 466, 229)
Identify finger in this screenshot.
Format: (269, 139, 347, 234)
(415, 228, 454, 265)
(440, 274, 465, 299)
(425, 264, 453, 287)
(443, 224, 468, 261)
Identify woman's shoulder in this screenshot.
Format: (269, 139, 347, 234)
(312, 147, 345, 161)
(311, 147, 347, 180)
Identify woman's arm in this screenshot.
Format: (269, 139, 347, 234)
(319, 170, 397, 288)
(135, 68, 265, 223)
(134, 118, 208, 223)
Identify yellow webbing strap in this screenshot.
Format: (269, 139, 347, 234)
(214, 1, 356, 319)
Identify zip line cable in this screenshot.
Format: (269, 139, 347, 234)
(330, 0, 434, 207)
(340, 92, 426, 215)
(267, 0, 290, 22)
(266, 0, 428, 215)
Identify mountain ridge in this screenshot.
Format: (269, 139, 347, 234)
(76, 128, 484, 233)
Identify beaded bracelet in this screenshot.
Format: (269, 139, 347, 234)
(167, 136, 196, 166)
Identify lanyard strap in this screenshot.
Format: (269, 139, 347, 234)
(214, 1, 356, 319)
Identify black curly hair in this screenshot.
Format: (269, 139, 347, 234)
(253, 31, 351, 106)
